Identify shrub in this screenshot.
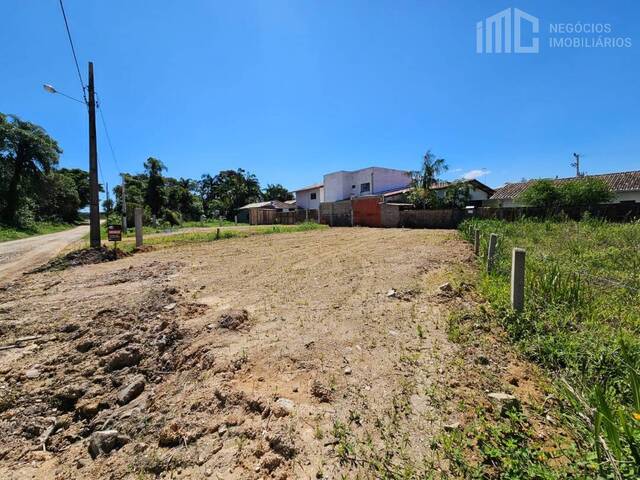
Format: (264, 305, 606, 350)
(518, 179, 563, 209)
(518, 178, 614, 209)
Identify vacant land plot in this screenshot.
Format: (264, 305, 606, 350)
(0, 228, 562, 479)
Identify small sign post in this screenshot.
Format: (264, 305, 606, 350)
(107, 224, 123, 251)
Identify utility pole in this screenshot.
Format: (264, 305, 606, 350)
(105, 182, 110, 219)
(121, 173, 127, 232)
(571, 153, 581, 177)
(88, 62, 101, 248)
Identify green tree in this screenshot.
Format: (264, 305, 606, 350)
(412, 150, 448, 189)
(518, 179, 563, 209)
(264, 184, 293, 202)
(206, 169, 261, 219)
(408, 150, 448, 208)
(519, 178, 613, 209)
(113, 173, 147, 226)
(38, 171, 81, 223)
(144, 157, 166, 217)
(166, 177, 202, 221)
(559, 178, 613, 207)
(443, 182, 470, 208)
(0, 114, 61, 225)
(57, 168, 91, 209)
(102, 197, 114, 219)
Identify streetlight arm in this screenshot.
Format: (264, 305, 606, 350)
(42, 84, 86, 105)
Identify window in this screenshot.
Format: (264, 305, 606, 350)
(310, 192, 317, 200)
(360, 182, 370, 193)
(352, 185, 356, 189)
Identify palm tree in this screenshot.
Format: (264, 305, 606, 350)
(413, 150, 448, 189)
(0, 114, 61, 225)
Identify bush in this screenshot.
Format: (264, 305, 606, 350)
(163, 209, 182, 226)
(517, 179, 563, 209)
(518, 177, 614, 209)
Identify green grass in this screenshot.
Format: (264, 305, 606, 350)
(106, 221, 326, 252)
(0, 222, 76, 242)
(99, 218, 249, 238)
(458, 217, 640, 478)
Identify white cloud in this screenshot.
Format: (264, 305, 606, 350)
(463, 169, 490, 180)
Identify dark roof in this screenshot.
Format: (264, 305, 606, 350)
(491, 170, 640, 200)
(238, 200, 294, 210)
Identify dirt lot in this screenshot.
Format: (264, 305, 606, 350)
(0, 227, 544, 479)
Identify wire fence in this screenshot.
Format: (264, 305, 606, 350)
(463, 224, 640, 311)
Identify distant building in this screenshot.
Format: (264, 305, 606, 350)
(237, 200, 296, 223)
(489, 170, 640, 207)
(293, 183, 324, 210)
(322, 167, 412, 203)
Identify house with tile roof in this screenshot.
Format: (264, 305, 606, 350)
(489, 170, 640, 207)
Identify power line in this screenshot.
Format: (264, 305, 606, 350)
(58, 0, 87, 104)
(96, 93, 121, 174)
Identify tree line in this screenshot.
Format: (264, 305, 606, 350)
(0, 113, 293, 229)
(108, 159, 294, 226)
(0, 114, 94, 228)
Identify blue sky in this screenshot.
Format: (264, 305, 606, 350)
(2, 1, 639, 198)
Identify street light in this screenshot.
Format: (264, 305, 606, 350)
(43, 62, 101, 248)
(43, 83, 86, 104)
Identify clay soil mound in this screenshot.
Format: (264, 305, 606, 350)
(28, 246, 130, 273)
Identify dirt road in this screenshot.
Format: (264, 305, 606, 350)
(0, 225, 89, 281)
(0, 227, 530, 479)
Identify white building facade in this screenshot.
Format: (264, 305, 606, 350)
(294, 183, 324, 210)
(323, 167, 411, 203)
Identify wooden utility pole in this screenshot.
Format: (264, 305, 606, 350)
(121, 173, 127, 232)
(88, 62, 101, 248)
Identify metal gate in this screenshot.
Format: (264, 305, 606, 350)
(352, 197, 382, 227)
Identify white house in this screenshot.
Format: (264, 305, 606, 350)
(323, 167, 412, 203)
(489, 171, 640, 207)
(293, 183, 324, 209)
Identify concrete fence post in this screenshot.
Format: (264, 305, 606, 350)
(487, 233, 498, 274)
(305, 209, 309, 221)
(234, 215, 238, 225)
(473, 229, 480, 256)
(510, 248, 526, 312)
(134, 207, 143, 248)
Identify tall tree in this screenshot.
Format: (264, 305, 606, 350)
(413, 150, 448, 189)
(204, 169, 261, 219)
(0, 114, 61, 225)
(407, 150, 449, 209)
(57, 168, 92, 209)
(144, 157, 166, 217)
(264, 184, 293, 202)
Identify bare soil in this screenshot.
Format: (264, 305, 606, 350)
(0, 228, 552, 479)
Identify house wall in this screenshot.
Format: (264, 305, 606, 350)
(615, 191, 640, 203)
(295, 187, 324, 209)
(381, 203, 401, 227)
(324, 168, 411, 202)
